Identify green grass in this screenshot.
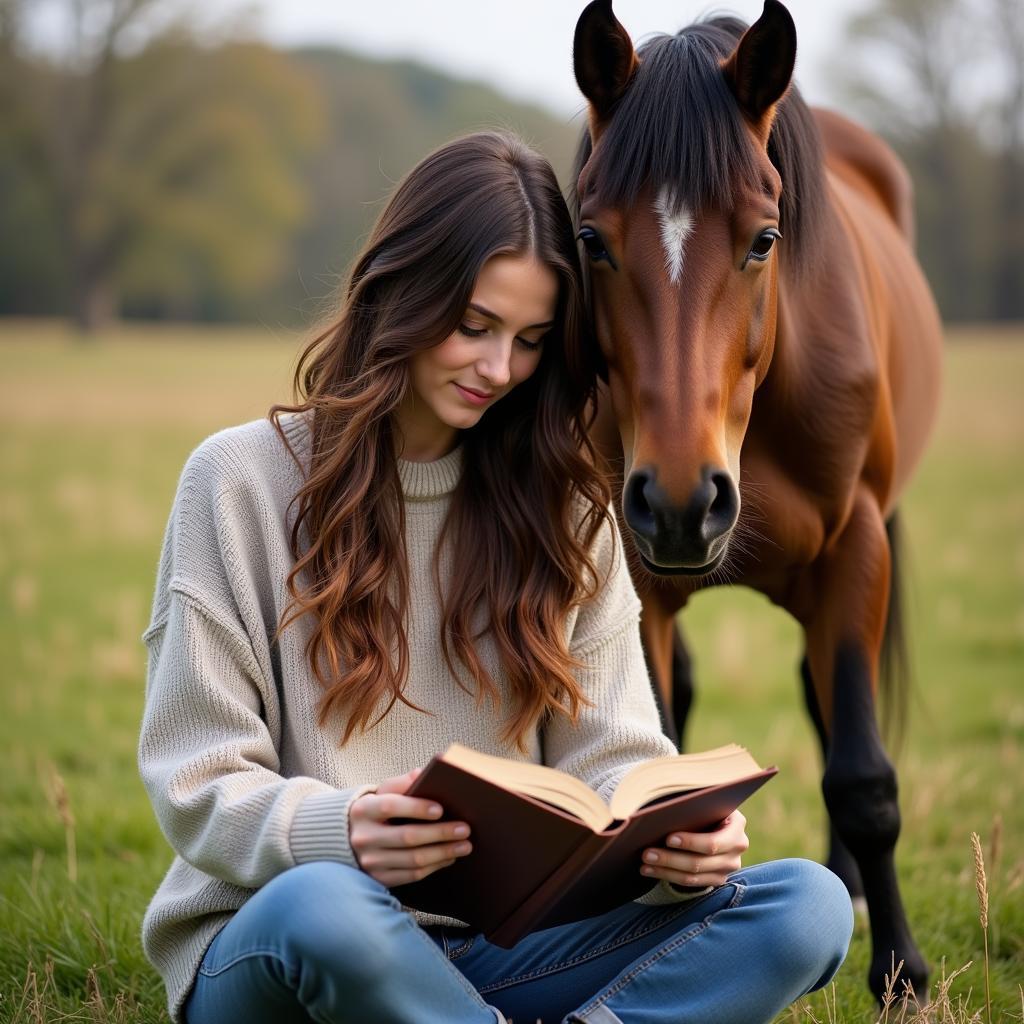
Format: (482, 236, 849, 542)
(1, 319, 1021, 1022)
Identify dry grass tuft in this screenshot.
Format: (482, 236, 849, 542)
(971, 831, 992, 1024)
(6, 958, 145, 1024)
(801, 959, 982, 1024)
(972, 831, 990, 930)
(46, 763, 77, 885)
(794, 825, 1015, 1024)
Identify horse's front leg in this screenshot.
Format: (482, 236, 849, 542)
(638, 595, 683, 748)
(803, 486, 928, 1004)
(670, 620, 694, 748)
(799, 653, 866, 913)
(633, 572, 694, 750)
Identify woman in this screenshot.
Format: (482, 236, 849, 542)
(138, 130, 853, 1024)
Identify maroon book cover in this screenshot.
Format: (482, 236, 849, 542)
(390, 756, 777, 947)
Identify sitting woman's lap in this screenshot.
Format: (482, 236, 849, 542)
(184, 858, 853, 1024)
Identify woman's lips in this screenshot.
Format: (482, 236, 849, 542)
(454, 383, 494, 406)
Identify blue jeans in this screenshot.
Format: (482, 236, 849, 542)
(183, 858, 852, 1024)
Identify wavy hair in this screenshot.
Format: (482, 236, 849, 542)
(267, 130, 614, 753)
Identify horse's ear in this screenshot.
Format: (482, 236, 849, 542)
(722, 0, 796, 138)
(573, 0, 638, 124)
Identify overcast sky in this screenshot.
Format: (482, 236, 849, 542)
(28, 0, 872, 118)
(224, 0, 871, 115)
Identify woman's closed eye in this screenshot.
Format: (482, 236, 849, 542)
(458, 323, 544, 351)
(516, 335, 544, 351)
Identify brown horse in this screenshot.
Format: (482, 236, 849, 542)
(570, 0, 942, 1003)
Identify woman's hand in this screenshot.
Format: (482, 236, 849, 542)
(349, 767, 473, 887)
(639, 810, 749, 888)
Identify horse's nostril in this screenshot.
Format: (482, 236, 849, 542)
(623, 468, 657, 538)
(705, 469, 738, 540)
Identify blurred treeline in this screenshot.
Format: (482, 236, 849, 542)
(0, 0, 1021, 331)
(0, 0, 576, 331)
(836, 0, 1024, 322)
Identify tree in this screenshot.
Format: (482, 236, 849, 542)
(0, 0, 324, 332)
(834, 0, 1024, 321)
(991, 0, 1024, 319)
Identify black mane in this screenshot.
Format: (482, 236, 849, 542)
(570, 15, 826, 277)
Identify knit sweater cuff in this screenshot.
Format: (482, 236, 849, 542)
(666, 881, 715, 899)
(289, 784, 378, 866)
(633, 878, 715, 907)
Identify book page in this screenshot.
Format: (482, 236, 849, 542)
(608, 744, 764, 821)
(440, 743, 614, 831)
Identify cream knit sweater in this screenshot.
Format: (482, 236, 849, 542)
(138, 409, 699, 1023)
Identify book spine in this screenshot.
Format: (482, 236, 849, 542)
(487, 831, 609, 948)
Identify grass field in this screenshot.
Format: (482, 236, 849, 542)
(0, 319, 1021, 1022)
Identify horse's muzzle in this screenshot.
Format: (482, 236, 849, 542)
(623, 463, 739, 570)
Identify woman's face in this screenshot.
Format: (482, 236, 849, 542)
(396, 252, 558, 461)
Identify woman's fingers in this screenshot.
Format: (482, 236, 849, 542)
(640, 849, 740, 883)
(350, 775, 474, 886)
(372, 859, 459, 887)
(664, 811, 749, 856)
(640, 810, 750, 886)
(354, 818, 471, 851)
(655, 852, 741, 875)
(353, 828, 472, 885)
(657, 868, 731, 887)
(351, 790, 446, 825)
(358, 838, 472, 877)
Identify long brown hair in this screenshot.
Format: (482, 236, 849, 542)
(268, 130, 613, 753)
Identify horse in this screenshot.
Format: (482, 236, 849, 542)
(570, 0, 942, 1002)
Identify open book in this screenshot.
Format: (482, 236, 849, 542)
(390, 742, 777, 947)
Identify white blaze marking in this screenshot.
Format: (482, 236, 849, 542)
(653, 187, 694, 285)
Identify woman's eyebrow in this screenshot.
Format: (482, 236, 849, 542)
(467, 302, 554, 330)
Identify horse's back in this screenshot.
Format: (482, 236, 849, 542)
(809, 109, 942, 513)
(813, 107, 915, 243)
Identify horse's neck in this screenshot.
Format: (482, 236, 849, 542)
(752, 222, 884, 501)
(756, 271, 844, 428)
(759, 205, 861, 420)
(758, 277, 803, 412)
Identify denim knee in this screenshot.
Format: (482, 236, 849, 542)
(258, 861, 407, 987)
(769, 858, 854, 989)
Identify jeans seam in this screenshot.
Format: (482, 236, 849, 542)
(475, 888, 725, 995)
(199, 947, 291, 978)
(572, 880, 748, 1016)
(408, 918, 495, 1011)
(446, 935, 478, 961)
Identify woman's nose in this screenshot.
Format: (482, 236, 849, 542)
(478, 337, 513, 387)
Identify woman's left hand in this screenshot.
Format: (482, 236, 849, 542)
(639, 810, 749, 888)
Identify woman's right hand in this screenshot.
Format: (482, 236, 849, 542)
(349, 767, 473, 887)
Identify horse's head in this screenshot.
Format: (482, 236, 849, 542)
(572, 0, 803, 576)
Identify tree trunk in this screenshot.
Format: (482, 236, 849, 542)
(992, 0, 1024, 320)
(992, 149, 1024, 320)
(70, 267, 117, 335)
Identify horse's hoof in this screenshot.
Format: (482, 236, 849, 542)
(869, 946, 929, 1007)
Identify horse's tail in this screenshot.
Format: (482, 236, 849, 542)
(880, 509, 911, 756)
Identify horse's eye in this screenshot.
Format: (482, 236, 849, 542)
(746, 229, 782, 264)
(577, 227, 612, 264)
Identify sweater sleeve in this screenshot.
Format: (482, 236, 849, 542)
(543, 507, 713, 905)
(138, 434, 376, 890)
